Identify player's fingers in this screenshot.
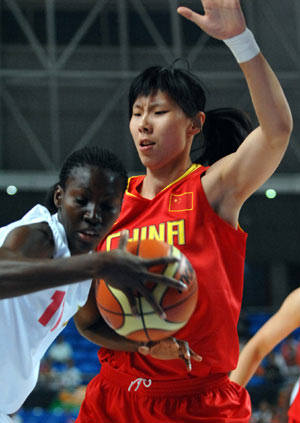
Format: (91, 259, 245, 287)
(147, 341, 177, 358)
(178, 340, 191, 360)
(138, 346, 149, 355)
(144, 271, 187, 291)
(161, 337, 180, 351)
(177, 351, 191, 371)
(138, 344, 150, 355)
(189, 348, 202, 362)
(136, 285, 166, 319)
(144, 256, 179, 267)
(175, 339, 202, 362)
(123, 288, 139, 316)
(118, 230, 129, 251)
(181, 354, 192, 372)
(177, 7, 204, 27)
(178, 340, 192, 371)
(145, 341, 166, 356)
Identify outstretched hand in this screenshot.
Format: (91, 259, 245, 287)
(177, 0, 246, 40)
(138, 337, 202, 371)
(101, 231, 187, 318)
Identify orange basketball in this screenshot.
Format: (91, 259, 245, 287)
(95, 239, 198, 342)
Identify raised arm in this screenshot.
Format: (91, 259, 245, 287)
(230, 288, 300, 387)
(178, 0, 293, 224)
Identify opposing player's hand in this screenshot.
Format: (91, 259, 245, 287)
(138, 337, 202, 371)
(100, 231, 187, 318)
(177, 0, 246, 40)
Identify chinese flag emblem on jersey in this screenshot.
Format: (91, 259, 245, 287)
(169, 192, 193, 212)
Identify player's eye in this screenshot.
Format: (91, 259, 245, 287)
(102, 203, 117, 213)
(75, 197, 87, 206)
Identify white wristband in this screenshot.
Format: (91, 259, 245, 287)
(223, 28, 260, 63)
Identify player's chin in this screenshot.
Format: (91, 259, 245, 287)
(71, 234, 100, 254)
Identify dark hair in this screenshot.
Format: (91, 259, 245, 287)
(129, 64, 207, 120)
(194, 108, 253, 165)
(129, 63, 253, 165)
(45, 146, 128, 214)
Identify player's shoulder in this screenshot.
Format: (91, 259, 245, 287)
(283, 288, 300, 310)
(4, 222, 55, 258)
(24, 221, 55, 249)
(10, 221, 52, 235)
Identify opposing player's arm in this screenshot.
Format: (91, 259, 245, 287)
(0, 226, 186, 301)
(74, 281, 142, 352)
(0, 223, 108, 299)
(230, 288, 300, 387)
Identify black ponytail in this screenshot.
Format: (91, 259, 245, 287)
(191, 107, 254, 166)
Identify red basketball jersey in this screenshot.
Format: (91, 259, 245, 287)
(289, 377, 300, 422)
(97, 164, 247, 379)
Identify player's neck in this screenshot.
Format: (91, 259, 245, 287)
(140, 161, 193, 200)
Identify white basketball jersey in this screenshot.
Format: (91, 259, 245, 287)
(0, 205, 92, 414)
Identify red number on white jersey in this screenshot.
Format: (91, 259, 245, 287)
(38, 290, 66, 331)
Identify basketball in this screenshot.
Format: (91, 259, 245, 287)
(95, 239, 198, 342)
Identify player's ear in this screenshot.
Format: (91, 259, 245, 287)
(53, 185, 64, 209)
(187, 112, 206, 136)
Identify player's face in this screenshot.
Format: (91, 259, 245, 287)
(54, 165, 124, 255)
(129, 90, 194, 171)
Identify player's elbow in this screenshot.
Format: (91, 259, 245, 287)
(253, 347, 265, 363)
(244, 339, 267, 363)
(271, 110, 293, 149)
(279, 113, 293, 141)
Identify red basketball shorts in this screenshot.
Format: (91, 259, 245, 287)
(76, 364, 251, 423)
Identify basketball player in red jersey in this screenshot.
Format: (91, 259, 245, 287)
(230, 288, 300, 423)
(74, 0, 293, 421)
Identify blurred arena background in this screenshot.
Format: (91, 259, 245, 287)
(1, 0, 300, 421)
